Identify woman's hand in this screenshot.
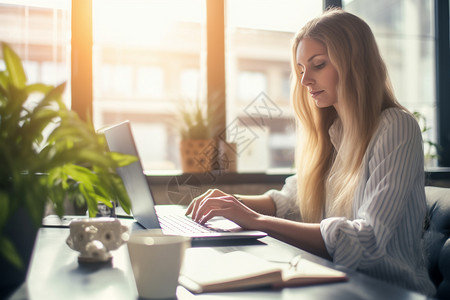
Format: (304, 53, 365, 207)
(185, 189, 262, 230)
(186, 189, 330, 259)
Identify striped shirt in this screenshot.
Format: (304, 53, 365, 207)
(266, 108, 436, 296)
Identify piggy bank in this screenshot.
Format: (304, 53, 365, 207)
(66, 218, 129, 263)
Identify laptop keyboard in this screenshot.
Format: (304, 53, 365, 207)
(158, 215, 229, 234)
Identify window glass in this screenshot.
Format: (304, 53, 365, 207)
(226, 0, 322, 172)
(0, 0, 71, 107)
(237, 71, 267, 101)
(180, 68, 200, 100)
(92, 0, 205, 171)
(343, 0, 436, 165)
(137, 66, 164, 98)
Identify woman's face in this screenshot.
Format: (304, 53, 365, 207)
(296, 38, 339, 110)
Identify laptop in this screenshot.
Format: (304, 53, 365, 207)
(100, 120, 267, 241)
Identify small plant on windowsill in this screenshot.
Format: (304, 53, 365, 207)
(178, 99, 213, 141)
(0, 42, 137, 293)
(413, 111, 441, 167)
(177, 99, 214, 173)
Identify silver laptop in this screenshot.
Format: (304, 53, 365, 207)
(100, 121, 267, 241)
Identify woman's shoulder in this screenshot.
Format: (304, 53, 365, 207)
(367, 108, 423, 162)
(379, 107, 419, 130)
(373, 107, 421, 145)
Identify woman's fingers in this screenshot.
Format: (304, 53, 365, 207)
(187, 192, 259, 230)
(192, 195, 238, 223)
(186, 189, 246, 225)
(191, 189, 218, 220)
(198, 206, 235, 225)
(186, 193, 205, 216)
(185, 189, 224, 218)
(185, 197, 197, 215)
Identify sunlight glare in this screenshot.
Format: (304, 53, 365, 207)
(93, 0, 203, 47)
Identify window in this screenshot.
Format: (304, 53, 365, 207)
(180, 68, 200, 100)
(92, 0, 205, 171)
(136, 66, 164, 98)
(92, 0, 322, 173)
(237, 71, 267, 101)
(225, 0, 322, 172)
(343, 0, 437, 165)
(3, 0, 447, 172)
(0, 0, 71, 106)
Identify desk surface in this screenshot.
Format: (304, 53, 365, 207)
(9, 221, 428, 300)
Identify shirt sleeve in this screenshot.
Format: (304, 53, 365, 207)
(265, 175, 301, 221)
(320, 110, 424, 269)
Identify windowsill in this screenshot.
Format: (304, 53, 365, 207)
(144, 167, 450, 185)
(145, 169, 295, 185)
(425, 166, 450, 172)
(425, 166, 450, 180)
(144, 167, 296, 177)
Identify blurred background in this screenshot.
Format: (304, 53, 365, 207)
(0, 0, 437, 173)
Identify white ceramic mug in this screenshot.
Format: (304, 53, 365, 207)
(127, 230, 191, 299)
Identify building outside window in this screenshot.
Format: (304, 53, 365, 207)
(92, 0, 205, 171)
(0, 0, 71, 107)
(0, 0, 439, 172)
(344, 0, 436, 165)
(225, 0, 322, 172)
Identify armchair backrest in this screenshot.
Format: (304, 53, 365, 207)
(424, 186, 450, 299)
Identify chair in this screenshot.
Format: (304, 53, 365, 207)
(424, 186, 450, 299)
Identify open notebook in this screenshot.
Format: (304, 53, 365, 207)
(179, 248, 348, 293)
(100, 121, 267, 241)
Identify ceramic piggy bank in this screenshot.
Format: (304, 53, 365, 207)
(66, 218, 129, 263)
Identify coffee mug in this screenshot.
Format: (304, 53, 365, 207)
(127, 230, 191, 299)
(66, 217, 129, 263)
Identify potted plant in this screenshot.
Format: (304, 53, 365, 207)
(177, 99, 215, 173)
(413, 111, 441, 167)
(0, 42, 136, 295)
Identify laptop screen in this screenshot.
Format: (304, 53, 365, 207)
(101, 121, 161, 229)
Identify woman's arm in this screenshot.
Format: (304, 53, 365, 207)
(256, 214, 331, 260)
(320, 109, 426, 269)
(233, 194, 276, 216)
(186, 190, 276, 217)
(186, 189, 331, 260)
(232, 194, 329, 258)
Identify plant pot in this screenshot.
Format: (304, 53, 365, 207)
(0, 208, 40, 298)
(180, 139, 215, 173)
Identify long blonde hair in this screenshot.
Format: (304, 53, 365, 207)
(291, 8, 402, 222)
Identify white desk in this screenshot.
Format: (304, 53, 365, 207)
(8, 223, 428, 300)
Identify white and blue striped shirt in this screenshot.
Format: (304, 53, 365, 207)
(266, 108, 436, 296)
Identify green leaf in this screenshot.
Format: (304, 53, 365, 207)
(109, 152, 138, 167)
(2, 43, 27, 89)
(71, 149, 113, 167)
(0, 191, 9, 231)
(94, 194, 113, 207)
(0, 71, 8, 92)
(0, 236, 24, 270)
(28, 109, 60, 139)
(112, 176, 132, 215)
(33, 82, 67, 113)
(0, 43, 137, 259)
(24, 83, 54, 96)
(80, 183, 98, 217)
(62, 164, 95, 191)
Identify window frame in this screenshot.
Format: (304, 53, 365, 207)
(434, 0, 450, 167)
(71, 0, 92, 120)
(71, 0, 450, 169)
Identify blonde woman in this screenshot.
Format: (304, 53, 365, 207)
(186, 8, 435, 296)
